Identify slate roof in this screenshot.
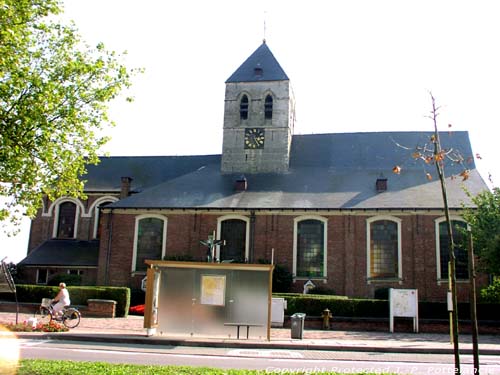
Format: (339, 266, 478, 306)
(83, 154, 220, 192)
(226, 41, 289, 83)
(105, 131, 488, 211)
(18, 240, 99, 267)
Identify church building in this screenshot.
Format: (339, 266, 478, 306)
(19, 41, 490, 302)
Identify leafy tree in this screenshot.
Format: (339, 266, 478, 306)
(463, 187, 500, 276)
(0, 0, 139, 227)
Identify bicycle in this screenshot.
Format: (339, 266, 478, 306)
(35, 298, 81, 328)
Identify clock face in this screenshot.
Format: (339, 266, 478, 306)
(244, 128, 265, 149)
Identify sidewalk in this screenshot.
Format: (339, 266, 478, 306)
(1, 312, 499, 355)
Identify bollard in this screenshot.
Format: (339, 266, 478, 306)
(322, 308, 332, 330)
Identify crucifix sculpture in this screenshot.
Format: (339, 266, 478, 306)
(199, 231, 225, 263)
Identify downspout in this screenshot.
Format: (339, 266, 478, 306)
(249, 210, 256, 263)
(104, 209, 114, 285)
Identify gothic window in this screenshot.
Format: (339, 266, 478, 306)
(240, 95, 249, 120)
(438, 219, 468, 280)
(220, 219, 247, 263)
(295, 218, 326, 278)
(368, 219, 400, 279)
(264, 95, 273, 119)
(134, 216, 166, 272)
(56, 201, 77, 238)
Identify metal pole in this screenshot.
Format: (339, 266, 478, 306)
(468, 230, 480, 374)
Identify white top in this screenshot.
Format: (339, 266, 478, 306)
(57, 288, 71, 306)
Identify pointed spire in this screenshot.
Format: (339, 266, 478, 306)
(226, 42, 289, 83)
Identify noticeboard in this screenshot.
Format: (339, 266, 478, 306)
(389, 288, 418, 333)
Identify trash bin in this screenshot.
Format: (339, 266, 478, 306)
(290, 313, 306, 339)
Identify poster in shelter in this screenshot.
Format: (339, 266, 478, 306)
(200, 275, 226, 306)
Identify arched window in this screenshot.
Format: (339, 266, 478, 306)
(264, 95, 273, 120)
(240, 95, 249, 120)
(133, 216, 167, 272)
(436, 218, 468, 280)
(90, 197, 118, 239)
(217, 215, 249, 263)
(56, 201, 77, 238)
(367, 219, 400, 279)
(294, 217, 327, 278)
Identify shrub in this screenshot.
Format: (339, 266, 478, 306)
(3, 284, 131, 317)
(308, 286, 336, 295)
(481, 278, 500, 303)
(273, 293, 387, 317)
(257, 260, 293, 293)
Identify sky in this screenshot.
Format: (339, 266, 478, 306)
(2, 0, 500, 263)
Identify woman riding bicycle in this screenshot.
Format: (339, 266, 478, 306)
(52, 282, 71, 319)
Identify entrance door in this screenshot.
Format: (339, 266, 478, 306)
(220, 219, 246, 263)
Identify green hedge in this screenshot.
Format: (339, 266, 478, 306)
(0, 284, 130, 317)
(274, 293, 500, 321)
(273, 293, 387, 318)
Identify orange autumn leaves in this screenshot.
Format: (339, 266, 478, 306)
(392, 133, 473, 181)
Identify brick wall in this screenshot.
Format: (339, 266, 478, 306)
(94, 209, 486, 303)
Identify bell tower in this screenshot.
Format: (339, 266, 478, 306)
(221, 41, 295, 174)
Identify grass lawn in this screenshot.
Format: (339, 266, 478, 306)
(10, 359, 397, 375)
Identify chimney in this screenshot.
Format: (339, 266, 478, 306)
(234, 175, 247, 192)
(376, 178, 387, 193)
(120, 177, 133, 199)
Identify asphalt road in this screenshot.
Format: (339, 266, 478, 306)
(18, 338, 500, 374)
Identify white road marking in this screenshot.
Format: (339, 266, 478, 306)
(227, 349, 303, 358)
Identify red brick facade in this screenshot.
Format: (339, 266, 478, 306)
(88, 209, 486, 302)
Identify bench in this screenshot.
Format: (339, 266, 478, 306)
(224, 322, 263, 339)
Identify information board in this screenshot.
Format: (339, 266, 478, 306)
(389, 288, 418, 333)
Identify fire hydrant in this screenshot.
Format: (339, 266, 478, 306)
(322, 308, 333, 330)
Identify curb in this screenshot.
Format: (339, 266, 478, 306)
(14, 332, 500, 356)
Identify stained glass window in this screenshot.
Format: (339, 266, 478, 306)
(57, 202, 76, 238)
(135, 217, 164, 271)
(439, 220, 468, 279)
(296, 219, 325, 278)
(370, 220, 398, 278)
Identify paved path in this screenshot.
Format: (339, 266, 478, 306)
(1, 312, 499, 355)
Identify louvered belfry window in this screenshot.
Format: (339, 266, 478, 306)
(264, 95, 273, 119)
(240, 95, 249, 120)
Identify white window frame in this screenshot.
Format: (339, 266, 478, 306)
(293, 215, 328, 279)
(216, 215, 250, 261)
(132, 214, 168, 272)
(36, 269, 48, 285)
(366, 216, 402, 283)
(51, 198, 84, 239)
(435, 216, 467, 284)
(67, 269, 83, 275)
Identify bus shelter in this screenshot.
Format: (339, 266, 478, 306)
(143, 261, 274, 340)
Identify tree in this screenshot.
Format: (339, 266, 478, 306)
(0, 0, 139, 227)
(392, 93, 474, 374)
(463, 187, 500, 276)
